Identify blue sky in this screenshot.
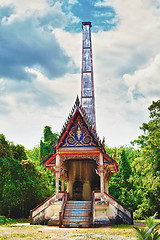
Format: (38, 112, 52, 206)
(0, 0, 160, 149)
(61, 0, 118, 32)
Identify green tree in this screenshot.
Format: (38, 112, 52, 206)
(108, 146, 139, 209)
(40, 126, 58, 158)
(10, 143, 27, 161)
(0, 134, 13, 159)
(132, 100, 160, 218)
(27, 145, 41, 165)
(0, 135, 55, 218)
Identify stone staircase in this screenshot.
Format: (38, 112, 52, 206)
(62, 201, 91, 227)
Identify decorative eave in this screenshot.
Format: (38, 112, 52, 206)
(41, 147, 56, 167)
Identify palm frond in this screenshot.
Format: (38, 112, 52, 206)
(133, 226, 147, 240)
(145, 223, 160, 240)
(145, 213, 157, 229)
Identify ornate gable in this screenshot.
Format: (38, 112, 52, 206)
(59, 112, 98, 148)
(41, 96, 118, 174)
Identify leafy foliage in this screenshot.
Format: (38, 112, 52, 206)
(108, 100, 160, 218)
(0, 135, 54, 218)
(10, 143, 27, 161)
(108, 146, 140, 210)
(133, 213, 160, 239)
(40, 126, 58, 158)
(131, 100, 160, 219)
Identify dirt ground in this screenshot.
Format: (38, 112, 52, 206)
(0, 223, 138, 239)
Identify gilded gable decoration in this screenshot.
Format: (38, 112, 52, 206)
(61, 113, 97, 148)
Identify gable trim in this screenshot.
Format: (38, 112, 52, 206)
(57, 111, 78, 149)
(57, 110, 98, 149)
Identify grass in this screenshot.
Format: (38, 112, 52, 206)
(0, 220, 159, 239)
(0, 217, 29, 226)
(134, 219, 160, 223)
(0, 222, 136, 240)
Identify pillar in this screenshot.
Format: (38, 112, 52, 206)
(104, 178, 109, 194)
(55, 166, 59, 198)
(99, 165, 104, 200)
(55, 153, 60, 198)
(67, 180, 73, 199)
(99, 153, 104, 200)
(61, 170, 65, 192)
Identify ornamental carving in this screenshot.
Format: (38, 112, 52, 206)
(61, 114, 97, 148)
(60, 155, 99, 167)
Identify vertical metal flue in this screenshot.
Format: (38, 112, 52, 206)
(81, 22, 96, 129)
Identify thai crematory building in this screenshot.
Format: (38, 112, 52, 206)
(30, 22, 133, 227)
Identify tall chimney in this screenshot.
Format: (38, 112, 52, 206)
(81, 22, 96, 129)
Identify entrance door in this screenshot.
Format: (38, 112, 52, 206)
(73, 181, 83, 200)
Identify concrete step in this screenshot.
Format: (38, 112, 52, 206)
(67, 200, 91, 204)
(65, 204, 91, 207)
(65, 213, 90, 216)
(63, 220, 90, 224)
(63, 218, 90, 222)
(63, 216, 90, 220)
(62, 200, 92, 227)
(64, 213, 90, 217)
(66, 203, 90, 205)
(65, 206, 91, 209)
(62, 223, 90, 228)
(65, 206, 91, 211)
(66, 204, 91, 206)
(66, 203, 91, 206)
(64, 210, 90, 214)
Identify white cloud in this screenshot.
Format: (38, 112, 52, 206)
(91, 0, 160, 145)
(68, 0, 78, 5)
(0, 0, 48, 16)
(95, 1, 114, 7)
(124, 54, 160, 100)
(54, 29, 81, 68)
(1, 0, 160, 149)
(0, 68, 80, 149)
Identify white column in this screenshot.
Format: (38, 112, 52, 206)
(55, 153, 60, 198)
(99, 153, 104, 200)
(100, 165, 104, 200)
(55, 166, 59, 198)
(61, 170, 65, 192)
(104, 179, 109, 194)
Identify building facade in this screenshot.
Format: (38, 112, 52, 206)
(30, 22, 133, 227)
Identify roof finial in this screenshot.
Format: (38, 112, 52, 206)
(75, 95, 80, 106)
(102, 136, 105, 146)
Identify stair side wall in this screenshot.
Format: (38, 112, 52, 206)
(30, 193, 65, 225)
(93, 193, 133, 225)
(31, 202, 62, 225)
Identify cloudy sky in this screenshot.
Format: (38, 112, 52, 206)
(0, 0, 160, 149)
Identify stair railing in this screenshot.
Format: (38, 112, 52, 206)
(90, 195, 94, 225)
(59, 192, 68, 227)
(104, 192, 133, 224)
(92, 190, 133, 225)
(30, 191, 66, 224)
(30, 194, 56, 224)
